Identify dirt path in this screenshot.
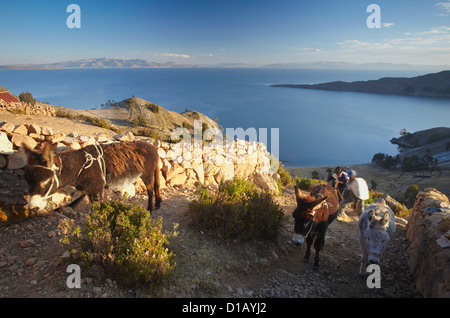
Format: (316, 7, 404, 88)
(0, 186, 417, 298)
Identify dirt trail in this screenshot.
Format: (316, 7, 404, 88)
(0, 186, 417, 298)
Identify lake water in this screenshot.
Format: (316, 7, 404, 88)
(1, 68, 449, 167)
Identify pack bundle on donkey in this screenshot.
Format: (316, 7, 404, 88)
(291, 184, 339, 268)
(23, 141, 162, 212)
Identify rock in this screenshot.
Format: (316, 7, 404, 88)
(0, 122, 15, 133)
(249, 173, 279, 195)
(157, 148, 166, 159)
(40, 126, 54, 136)
(0, 155, 6, 168)
(62, 136, 78, 146)
(113, 132, 135, 142)
(192, 162, 204, 184)
(6, 150, 27, 169)
(19, 239, 36, 248)
(69, 194, 92, 212)
(438, 216, 450, 232)
(26, 124, 41, 135)
(46, 133, 65, 143)
(25, 258, 36, 266)
(10, 134, 37, 149)
(0, 132, 14, 155)
(96, 136, 111, 143)
(92, 287, 102, 295)
(12, 125, 28, 135)
(167, 173, 187, 187)
(436, 235, 450, 248)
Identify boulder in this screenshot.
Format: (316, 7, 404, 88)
(0, 132, 14, 155)
(0, 155, 6, 168)
(6, 150, 27, 170)
(40, 126, 54, 136)
(12, 125, 28, 135)
(69, 194, 92, 213)
(192, 162, 204, 184)
(10, 134, 37, 150)
(167, 172, 187, 187)
(0, 122, 15, 133)
(26, 124, 41, 135)
(249, 173, 279, 195)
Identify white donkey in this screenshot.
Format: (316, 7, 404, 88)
(358, 201, 396, 277)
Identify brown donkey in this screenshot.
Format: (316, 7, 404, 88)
(291, 184, 339, 268)
(23, 141, 161, 212)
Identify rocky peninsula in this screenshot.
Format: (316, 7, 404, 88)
(272, 70, 450, 98)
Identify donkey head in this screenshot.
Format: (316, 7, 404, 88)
(292, 186, 327, 246)
(23, 143, 60, 212)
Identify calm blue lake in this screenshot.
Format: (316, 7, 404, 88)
(1, 68, 449, 166)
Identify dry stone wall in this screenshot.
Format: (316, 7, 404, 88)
(406, 188, 450, 298)
(0, 100, 56, 117)
(0, 121, 280, 221)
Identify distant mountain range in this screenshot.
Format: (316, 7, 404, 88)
(0, 57, 448, 71)
(0, 58, 192, 70)
(271, 70, 450, 98)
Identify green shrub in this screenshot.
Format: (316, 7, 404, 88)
(277, 163, 292, 187)
(294, 177, 327, 190)
(132, 115, 148, 127)
(188, 178, 285, 241)
(403, 184, 419, 208)
(59, 200, 176, 290)
(19, 91, 36, 105)
(146, 103, 160, 113)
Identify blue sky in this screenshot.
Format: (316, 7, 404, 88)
(1, 0, 449, 65)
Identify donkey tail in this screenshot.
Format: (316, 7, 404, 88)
(154, 158, 162, 207)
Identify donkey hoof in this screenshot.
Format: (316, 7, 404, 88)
(303, 257, 309, 264)
(313, 263, 320, 270)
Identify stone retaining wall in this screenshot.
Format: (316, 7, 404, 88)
(0, 121, 280, 221)
(406, 188, 450, 298)
(0, 101, 56, 117)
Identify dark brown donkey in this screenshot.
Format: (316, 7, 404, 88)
(291, 184, 339, 268)
(23, 141, 161, 212)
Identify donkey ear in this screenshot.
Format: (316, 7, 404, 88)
(368, 210, 376, 228)
(21, 145, 38, 164)
(380, 211, 391, 228)
(294, 186, 304, 200)
(42, 143, 58, 167)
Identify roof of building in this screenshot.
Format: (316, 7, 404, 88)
(0, 91, 20, 103)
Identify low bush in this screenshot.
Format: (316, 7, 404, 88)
(294, 177, 327, 190)
(188, 178, 286, 241)
(59, 200, 177, 290)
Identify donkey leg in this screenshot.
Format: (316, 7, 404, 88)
(304, 235, 313, 263)
(313, 235, 324, 268)
(154, 167, 162, 208)
(359, 242, 368, 278)
(146, 174, 155, 212)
